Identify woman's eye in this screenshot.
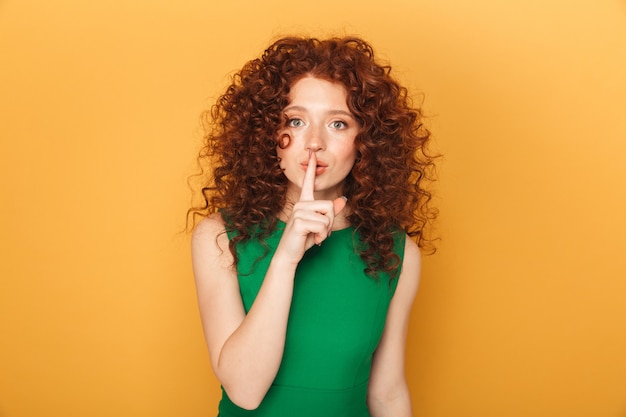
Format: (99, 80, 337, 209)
(331, 120, 347, 129)
(288, 118, 304, 127)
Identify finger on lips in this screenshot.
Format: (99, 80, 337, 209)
(296, 151, 335, 244)
(299, 150, 316, 202)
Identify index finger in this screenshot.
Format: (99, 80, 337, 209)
(299, 151, 316, 201)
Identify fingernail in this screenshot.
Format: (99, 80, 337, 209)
(341, 196, 348, 202)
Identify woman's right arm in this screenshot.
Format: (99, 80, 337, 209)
(191, 213, 298, 410)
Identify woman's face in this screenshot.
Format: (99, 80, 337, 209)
(277, 76, 359, 201)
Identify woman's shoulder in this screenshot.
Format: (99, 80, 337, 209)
(193, 211, 226, 233)
(191, 213, 228, 251)
(402, 233, 421, 259)
(398, 234, 422, 288)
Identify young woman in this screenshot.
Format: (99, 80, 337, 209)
(189, 36, 436, 417)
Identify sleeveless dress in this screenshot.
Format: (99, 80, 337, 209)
(220, 220, 406, 417)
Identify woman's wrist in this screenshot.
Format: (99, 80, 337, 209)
(268, 250, 300, 276)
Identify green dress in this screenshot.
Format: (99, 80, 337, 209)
(220, 220, 405, 417)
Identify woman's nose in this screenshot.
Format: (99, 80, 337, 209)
(304, 124, 326, 151)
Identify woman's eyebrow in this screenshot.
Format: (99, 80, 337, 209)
(282, 105, 306, 113)
(283, 106, 355, 119)
(327, 110, 355, 118)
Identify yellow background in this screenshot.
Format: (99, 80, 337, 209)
(1, 0, 625, 416)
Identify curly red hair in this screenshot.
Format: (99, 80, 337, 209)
(188, 36, 438, 279)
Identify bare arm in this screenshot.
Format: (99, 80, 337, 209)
(191, 152, 346, 409)
(367, 236, 421, 417)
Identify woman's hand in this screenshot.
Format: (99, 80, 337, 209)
(275, 151, 347, 265)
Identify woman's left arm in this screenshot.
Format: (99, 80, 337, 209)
(367, 236, 421, 417)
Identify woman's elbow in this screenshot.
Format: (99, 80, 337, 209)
(222, 383, 266, 410)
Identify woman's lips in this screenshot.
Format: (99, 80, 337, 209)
(301, 161, 328, 175)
